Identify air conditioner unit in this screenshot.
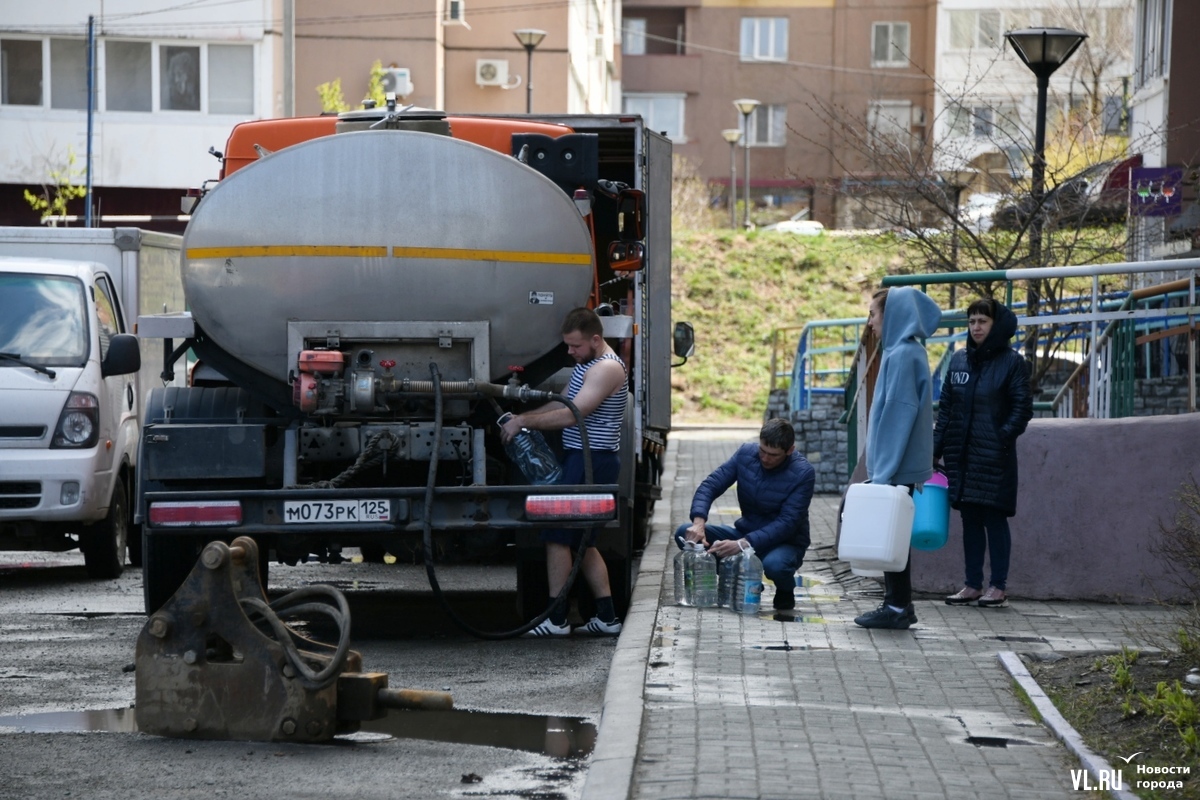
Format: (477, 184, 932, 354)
(446, 0, 465, 23)
(594, 34, 605, 59)
(476, 59, 509, 87)
(380, 67, 413, 97)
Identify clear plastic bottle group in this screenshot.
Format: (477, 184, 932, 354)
(677, 540, 758, 613)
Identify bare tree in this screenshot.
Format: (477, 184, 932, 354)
(793, 0, 1148, 392)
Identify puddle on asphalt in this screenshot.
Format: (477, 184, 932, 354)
(0, 707, 137, 733)
(359, 709, 596, 758)
(0, 707, 595, 758)
(745, 644, 832, 651)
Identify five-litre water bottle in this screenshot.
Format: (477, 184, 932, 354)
(691, 545, 718, 607)
(497, 412, 562, 485)
(731, 543, 764, 615)
(673, 543, 695, 606)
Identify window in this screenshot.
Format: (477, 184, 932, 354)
(1, 39, 43, 105)
(948, 102, 1021, 141)
(623, 93, 685, 141)
(1135, 0, 1171, 88)
(160, 44, 200, 111)
(93, 277, 121, 359)
(747, 104, 786, 147)
(868, 100, 911, 147)
(872, 22, 910, 67)
(106, 41, 151, 112)
(740, 18, 787, 62)
(208, 44, 253, 114)
(1103, 95, 1126, 134)
(623, 18, 646, 56)
(948, 10, 1000, 50)
(50, 38, 89, 110)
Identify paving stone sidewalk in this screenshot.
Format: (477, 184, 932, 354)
(585, 428, 1181, 800)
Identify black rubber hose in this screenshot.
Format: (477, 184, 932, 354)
(420, 363, 595, 640)
(239, 584, 353, 690)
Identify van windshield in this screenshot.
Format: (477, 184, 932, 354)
(0, 273, 88, 366)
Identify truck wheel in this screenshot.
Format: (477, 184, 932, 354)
(516, 558, 550, 620)
(359, 543, 388, 563)
(143, 530, 203, 614)
(82, 477, 128, 579)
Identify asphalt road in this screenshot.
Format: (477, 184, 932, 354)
(0, 549, 615, 800)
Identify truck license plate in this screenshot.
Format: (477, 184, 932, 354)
(283, 499, 390, 524)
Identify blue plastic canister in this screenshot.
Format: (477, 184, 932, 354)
(911, 471, 950, 551)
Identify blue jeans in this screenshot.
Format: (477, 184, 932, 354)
(960, 504, 1011, 591)
(673, 523, 804, 597)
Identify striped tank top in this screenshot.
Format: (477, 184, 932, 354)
(561, 352, 627, 452)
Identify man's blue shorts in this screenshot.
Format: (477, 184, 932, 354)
(539, 449, 620, 546)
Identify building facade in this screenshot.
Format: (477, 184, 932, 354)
(0, 0, 284, 230)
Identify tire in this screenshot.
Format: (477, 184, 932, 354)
(359, 543, 388, 563)
(143, 529, 205, 614)
(516, 557, 550, 620)
(83, 477, 128, 579)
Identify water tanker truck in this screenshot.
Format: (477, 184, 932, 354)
(136, 104, 691, 626)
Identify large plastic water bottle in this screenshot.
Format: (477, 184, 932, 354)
(691, 545, 718, 608)
(731, 544, 764, 616)
(497, 412, 562, 485)
(673, 543, 695, 606)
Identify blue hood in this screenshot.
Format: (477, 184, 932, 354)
(881, 286, 942, 349)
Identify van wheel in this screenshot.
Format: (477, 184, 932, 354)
(83, 477, 128, 579)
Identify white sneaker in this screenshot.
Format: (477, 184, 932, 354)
(575, 617, 622, 637)
(522, 619, 571, 638)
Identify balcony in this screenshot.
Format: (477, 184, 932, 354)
(621, 54, 702, 94)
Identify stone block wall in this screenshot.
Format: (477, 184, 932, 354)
(1134, 375, 1196, 415)
(769, 391, 849, 494)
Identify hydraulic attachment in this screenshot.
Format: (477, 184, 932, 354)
(135, 536, 451, 742)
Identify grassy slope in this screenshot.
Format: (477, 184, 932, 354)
(670, 230, 910, 423)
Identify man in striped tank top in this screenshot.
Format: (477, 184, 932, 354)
(500, 308, 628, 638)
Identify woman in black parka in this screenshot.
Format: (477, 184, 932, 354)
(934, 298, 1033, 608)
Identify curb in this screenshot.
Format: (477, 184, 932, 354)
(998, 651, 1141, 800)
(579, 441, 676, 800)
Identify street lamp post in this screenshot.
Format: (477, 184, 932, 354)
(733, 99, 760, 229)
(1004, 26, 1087, 379)
(721, 128, 742, 229)
(513, 28, 547, 114)
(938, 168, 977, 310)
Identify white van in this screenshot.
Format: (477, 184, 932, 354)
(0, 228, 183, 577)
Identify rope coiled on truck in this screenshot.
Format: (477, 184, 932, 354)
(294, 430, 399, 490)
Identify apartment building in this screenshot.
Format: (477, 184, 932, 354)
(293, 0, 617, 118)
(0, 0, 616, 230)
(0, 0, 284, 230)
(620, 0, 937, 226)
(1127, 0, 1200, 262)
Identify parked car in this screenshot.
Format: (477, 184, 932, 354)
(763, 218, 825, 235)
(992, 157, 1140, 231)
(959, 192, 1001, 234)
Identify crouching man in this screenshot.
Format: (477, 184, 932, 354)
(675, 418, 815, 610)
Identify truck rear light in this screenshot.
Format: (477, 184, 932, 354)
(149, 500, 243, 527)
(525, 493, 616, 521)
(50, 392, 99, 449)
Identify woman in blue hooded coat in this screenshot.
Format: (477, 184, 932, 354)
(855, 286, 942, 630)
(934, 298, 1032, 608)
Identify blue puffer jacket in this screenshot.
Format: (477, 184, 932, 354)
(689, 443, 815, 552)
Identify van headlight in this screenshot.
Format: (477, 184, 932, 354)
(51, 392, 100, 448)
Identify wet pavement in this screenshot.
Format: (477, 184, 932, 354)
(582, 426, 1182, 800)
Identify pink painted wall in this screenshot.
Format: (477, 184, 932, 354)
(910, 415, 1200, 603)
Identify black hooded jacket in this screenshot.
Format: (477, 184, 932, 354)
(933, 301, 1033, 516)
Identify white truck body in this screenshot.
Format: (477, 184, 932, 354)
(0, 228, 184, 576)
